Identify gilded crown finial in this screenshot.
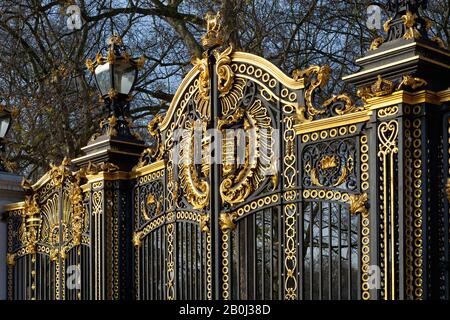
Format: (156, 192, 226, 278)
(201, 11, 223, 48)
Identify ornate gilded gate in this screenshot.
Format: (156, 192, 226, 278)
(3, 5, 450, 300)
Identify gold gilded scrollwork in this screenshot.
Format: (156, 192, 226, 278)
(219, 100, 274, 206)
(179, 119, 210, 210)
(323, 94, 358, 115)
(192, 55, 210, 117)
(70, 173, 86, 246)
(135, 114, 165, 169)
(292, 65, 331, 119)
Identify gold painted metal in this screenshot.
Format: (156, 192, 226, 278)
(131, 160, 164, 179)
(294, 110, 371, 135)
(365, 90, 441, 110)
(437, 89, 450, 103)
(3, 201, 25, 211)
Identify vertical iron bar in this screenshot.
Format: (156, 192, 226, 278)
(338, 204, 341, 300)
(319, 201, 323, 300)
(310, 202, 314, 300)
(253, 214, 257, 299)
(262, 211, 265, 300)
(329, 202, 332, 300)
(269, 209, 273, 300)
(208, 47, 221, 300)
(348, 206, 352, 299)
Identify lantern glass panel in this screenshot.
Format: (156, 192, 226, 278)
(0, 115, 11, 138)
(94, 63, 112, 96)
(114, 61, 136, 95)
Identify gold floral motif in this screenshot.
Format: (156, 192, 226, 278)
(348, 193, 369, 216)
(370, 37, 384, 51)
(199, 214, 210, 233)
(402, 11, 421, 40)
(397, 75, 427, 90)
(142, 193, 162, 220)
(319, 155, 338, 169)
(201, 11, 224, 48)
(219, 212, 236, 233)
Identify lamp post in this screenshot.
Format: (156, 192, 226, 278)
(86, 35, 145, 139)
(0, 107, 12, 172)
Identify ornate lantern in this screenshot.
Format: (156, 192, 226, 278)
(86, 35, 145, 138)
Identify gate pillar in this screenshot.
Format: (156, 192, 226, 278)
(343, 2, 450, 300)
(0, 172, 24, 300)
(73, 133, 145, 299)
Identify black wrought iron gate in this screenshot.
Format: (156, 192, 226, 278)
(4, 7, 450, 300)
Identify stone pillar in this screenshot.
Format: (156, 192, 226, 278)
(0, 172, 24, 300)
